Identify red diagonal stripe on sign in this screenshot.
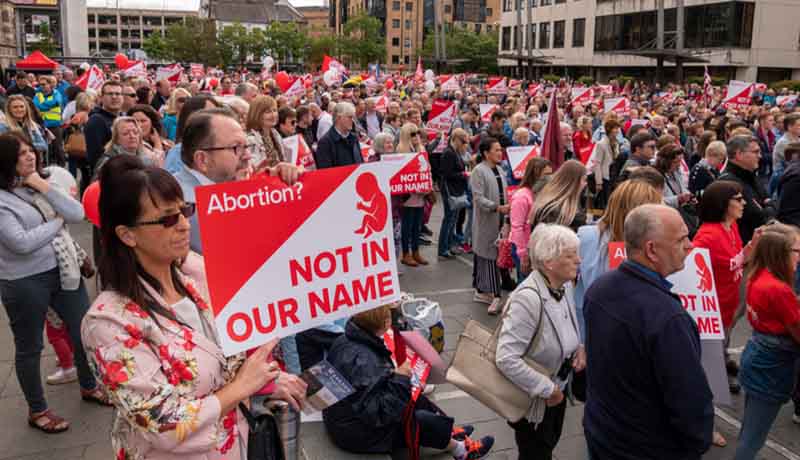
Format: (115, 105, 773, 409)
(195, 166, 358, 316)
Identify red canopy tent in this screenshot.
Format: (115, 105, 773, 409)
(16, 51, 59, 70)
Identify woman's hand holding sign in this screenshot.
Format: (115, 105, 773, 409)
(215, 339, 281, 416)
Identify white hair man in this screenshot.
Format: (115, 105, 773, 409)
(313, 102, 363, 169)
(583, 204, 713, 459)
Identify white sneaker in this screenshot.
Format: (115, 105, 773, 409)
(487, 298, 502, 316)
(46, 367, 77, 385)
(473, 291, 493, 305)
(423, 384, 436, 395)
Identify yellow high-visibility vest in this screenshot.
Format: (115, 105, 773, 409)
(35, 93, 61, 125)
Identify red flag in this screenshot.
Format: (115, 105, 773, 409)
(540, 90, 563, 170)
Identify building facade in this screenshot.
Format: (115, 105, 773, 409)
(331, 0, 500, 71)
(297, 5, 331, 37)
(9, 0, 88, 59)
(497, 0, 800, 83)
(0, 1, 17, 67)
(208, 0, 305, 32)
(86, 7, 194, 55)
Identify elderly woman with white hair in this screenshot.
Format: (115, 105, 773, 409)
(496, 223, 585, 460)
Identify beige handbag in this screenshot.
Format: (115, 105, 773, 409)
(446, 286, 552, 422)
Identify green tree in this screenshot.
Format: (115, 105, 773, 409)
(307, 34, 341, 71)
(420, 27, 498, 74)
(218, 22, 266, 67)
(339, 13, 385, 69)
(142, 33, 169, 61)
(265, 22, 307, 64)
(32, 22, 58, 57)
(143, 18, 222, 66)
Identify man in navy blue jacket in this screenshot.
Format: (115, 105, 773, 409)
(314, 101, 363, 169)
(583, 204, 714, 460)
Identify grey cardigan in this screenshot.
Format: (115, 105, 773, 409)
(0, 186, 85, 281)
(496, 270, 581, 423)
(470, 161, 508, 260)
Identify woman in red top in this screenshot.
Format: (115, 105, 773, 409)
(734, 224, 800, 460)
(572, 116, 594, 165)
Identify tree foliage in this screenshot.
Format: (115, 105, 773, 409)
(420, 26, 498, 74)
(339, 13, 386, 68)
(308, 34, 340, 70)
(264, 22, 308, 64)
(218, 23, 270, 66)
(32, 22, 58, 57)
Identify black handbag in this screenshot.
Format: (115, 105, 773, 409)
(239, 402, 285, 460)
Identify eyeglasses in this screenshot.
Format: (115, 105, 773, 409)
(124, 93, 137, 98)
(201, 143, 255, 157)
(410, 131, 419, 136)
(176, 97, 187, 103)
(104, 92, 122, 97)
(133, 203, 195, 228)
(731, 195, 745, 202)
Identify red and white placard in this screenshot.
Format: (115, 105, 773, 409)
(156, 63, 183, 84)
(374, 94, 389, 113)
(507, 145, 540, 180)
(487, 77, 508, 95)
(440, 74, 460, 92)
(604, 97, 630, 117)
(571, 87, 593, 105)
(479, 104, 498, 124)
(195, 163, 402, 356)
(777, 95, 798, 107)
(426, 99, 457, 132)
(381, 152, 433, 195)
(722, 81, 754, 110)
(282, 134, 315, 170)
(360, 142, 374, 162)
(75, 65, 105, 91)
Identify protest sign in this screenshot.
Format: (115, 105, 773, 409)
(382, 152, 433, 195)
(777, 95, 798, 107)
(571, 87, 593, 105)
(426, 99, 457, 132)
(527, 83, 541, 97)
(607, 246, 724, 340)
(156, 63, 184, 84)
(507, 145, 540, 180)
(439, 74, 460, 92)
(722, 81, 754, 110)
(374, 94, 388, 113)
(196, 163, 401, 356)
(383, 330, 432, 402)
(282, 134, 315, 170)
(75, 65, 104, 91)
(604, 97, 630, 117)
(487, 77, 508, 95)
(480, 104, 497, 124)
(360, 142, 373, 162)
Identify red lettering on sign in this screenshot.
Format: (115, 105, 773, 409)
(702, 295, 718, 312)
(289, 246, 354, 286)
(378, 270, 394, 297)
(696, 316, 721, 335)
(680, 294, 698, 312)
(228, 312, 253, 342)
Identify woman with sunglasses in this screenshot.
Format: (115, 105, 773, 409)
(0, 132, 108, 434)
(82, 155, 288, 460)
(693, 180, 752, 446)
(733, 223, 800, 460)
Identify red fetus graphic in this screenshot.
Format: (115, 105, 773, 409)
(354, 172, 388, 238)
(695, 253, 713, 293)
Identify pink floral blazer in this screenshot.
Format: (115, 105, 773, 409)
(81, 272, 248, 460)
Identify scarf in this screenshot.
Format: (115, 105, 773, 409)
(27, 190, 87, 291)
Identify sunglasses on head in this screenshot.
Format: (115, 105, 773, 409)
(133, 203, 195, 228)
(410, 131, 419, 136)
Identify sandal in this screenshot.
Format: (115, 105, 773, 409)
(712, 431, 727, 447)
(28, 409, 69, 433)
(81, 387, 113, 406)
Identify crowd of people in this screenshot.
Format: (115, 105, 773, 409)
(0, 62, 799, 460)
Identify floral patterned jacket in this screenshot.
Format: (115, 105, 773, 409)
(81, 272, 248, 460)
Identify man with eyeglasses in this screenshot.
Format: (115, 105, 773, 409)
(85, 81, 123, 180)
(121, 85, 137, 114)
(277, 106, 297, 138)
(616, 131, 656, 187)
(718, 134, 776, 244)
(173, 108, 300, 254)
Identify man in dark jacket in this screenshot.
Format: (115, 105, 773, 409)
(584, 204, 714, 460)
(6, 72, 35, 99)
(777, 142, 800, 228)
(718, 134, 775, 244)
(314, 101, 363, 169)
(85, 81, 123, 176)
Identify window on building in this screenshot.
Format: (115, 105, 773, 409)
(392, 54, 400, 64)
(393, 1, 400, 9)
(406, 2, 413, 10)
(539, 22, 549, 48)
(475, 23, 481, 33)
(529, 23, 536, 49)
(486, 7, 492, 16)
(555, 0, 565, 3)
(553, 20, 564, 47)
(501, 26, 512, 50)
(486, 24, 492, 32)
(529, 0, 537, 7)
(88, 27, 97, 38)
(540, 0, 551, 5)
(392, 18, 400, 28)
(572, 17, 585, 47)
(405, 38, 411, 48)
(405, 55, 410, 64)
(405, 19, 412, 29)
(503, 0, 511, 12)
(86, 13, 94, 24)
(444, 4, 452, 13)
(392, 37, 400, 46)
(98, 15, 116, 25)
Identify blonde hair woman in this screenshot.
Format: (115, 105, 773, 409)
(531, 160, 588, 231)
(95, 117, 157, 173)
(163, 87, 190, 141)
(245, 95, 286, 167)
(0, 95, 49, 154)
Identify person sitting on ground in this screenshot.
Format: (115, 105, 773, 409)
(324, 305, 495, 460)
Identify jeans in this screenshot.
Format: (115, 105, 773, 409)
(401, 206, 424, 253)
(0, 268, 95, 413)
(734, 392, 784, 460)
(511, 242, 528, 285)
(279, 336, 301, 374)
(391, 395, 454, 450)
(508, 399, 567, 460)
(438, 193, 458, 255)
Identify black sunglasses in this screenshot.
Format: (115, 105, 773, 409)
(133, 203, 195, 228)
(410, 131, 419, 136)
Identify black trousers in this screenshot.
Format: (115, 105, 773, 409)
(391, 395, 454, 451)
(295, 328, 342, 371)
(507, 400, 567, 460)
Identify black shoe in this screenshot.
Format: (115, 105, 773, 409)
(729, 378, 741, 395)
(438, 251, 454, 259)
(457, 436, 494, 460)
(726, 359, 739, 377)
(422, 225, 433, 236)
(418, 237, 432, 246)
(452, 424, 474, 441)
